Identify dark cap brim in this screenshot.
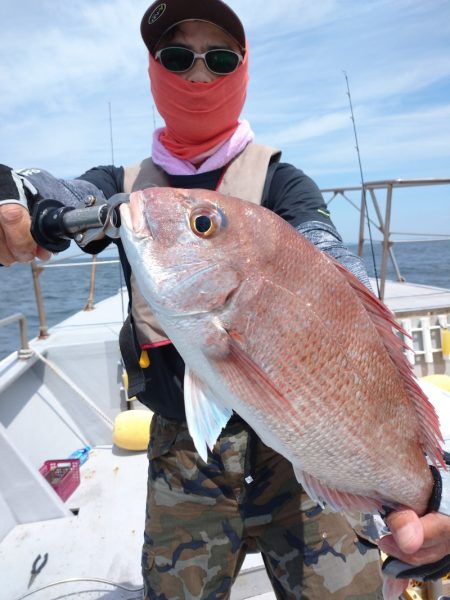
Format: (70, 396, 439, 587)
(141, 0, 246, 54)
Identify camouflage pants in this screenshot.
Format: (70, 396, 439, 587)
(142, 414, 383, 600)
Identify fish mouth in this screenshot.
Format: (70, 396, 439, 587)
(119, 192, 154, 240)
(119, 203, 133, 233)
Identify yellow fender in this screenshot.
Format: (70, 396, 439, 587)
(442, 329, 450, 359)
(112, 409, 153, 451)
(422, 374, 450, 393)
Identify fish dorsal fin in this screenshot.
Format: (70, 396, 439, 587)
(332, 259, 445, 469)
(184, 367, 232, 462)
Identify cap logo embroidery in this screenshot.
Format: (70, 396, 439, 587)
(148, 3, 166, 24)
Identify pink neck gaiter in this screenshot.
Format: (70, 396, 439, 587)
(151, 119, 254, 175)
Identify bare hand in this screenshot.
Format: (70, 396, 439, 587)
(0, 203, 50, 265)
(378, 509, 450, 565)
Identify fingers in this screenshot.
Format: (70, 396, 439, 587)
(0, 204, 50, 265)
(36, 245, 52, 261)
(380, 534, 449, 565)
(418, 512, 450, 550)
(379, 510, 450, 565)
(0, 204, 35, 264)
(0, 221, 15, 265)
(383, 509, 424, 554)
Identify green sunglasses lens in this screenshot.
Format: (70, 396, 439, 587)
(160, 48, 194, 72)
(205, 50, 240, 74)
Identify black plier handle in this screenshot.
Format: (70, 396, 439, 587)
(30, 193, 129, 253)
(31, 552, 48, 575)
(28, 552, 49, 588)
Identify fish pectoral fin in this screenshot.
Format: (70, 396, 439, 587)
(293, 466, 384, 514)
(201, 318, 232, 360)
(184, 366, 232, 462)
(225, 331, 290, 411)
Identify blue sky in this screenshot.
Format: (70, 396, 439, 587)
(2, 0, 450, 242)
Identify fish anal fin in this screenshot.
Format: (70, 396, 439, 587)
(293, 465, 385, 514)
(332, 259, 445, 470)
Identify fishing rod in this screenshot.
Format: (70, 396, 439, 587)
(343, 71, 381, 299)
(108, 101, 115, 166)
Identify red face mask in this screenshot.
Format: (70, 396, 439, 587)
(149, 48, 249, 161)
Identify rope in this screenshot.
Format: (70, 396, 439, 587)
(33, 350, 114, 429)
(12, 577, 143, 599)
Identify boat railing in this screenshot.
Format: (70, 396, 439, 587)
(0, 312, 33, 359)
(2, 255, 122, 360)
(30, 254, 122, 340)
(320, 177, 450, 301)
(2, 250, 124, 360)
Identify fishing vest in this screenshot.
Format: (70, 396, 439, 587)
(123, 143, 281, 351)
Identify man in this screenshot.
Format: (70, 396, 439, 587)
(1, 1, 449, 598)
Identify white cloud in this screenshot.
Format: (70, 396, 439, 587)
(269, 111, 351, 145)
(229, 0, 338, 34)
(0, 0, 148, 114)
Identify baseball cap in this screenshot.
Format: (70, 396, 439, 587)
(141, 0, 246, 54)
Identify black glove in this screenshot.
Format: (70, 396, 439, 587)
(0, 164, 38, 209)
(382, 553, 450, 582)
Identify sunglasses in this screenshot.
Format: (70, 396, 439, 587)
(155, 46, 243, 75)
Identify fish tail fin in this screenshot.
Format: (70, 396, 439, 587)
(332, 260, 445, 470)
(382, 575, 409, 600)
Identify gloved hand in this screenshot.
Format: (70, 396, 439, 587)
(378, 461, 450, 582)
(0, 164, 51, 265)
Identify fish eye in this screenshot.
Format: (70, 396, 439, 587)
(189, 207, 220, 238)
(195, 215, 212, 233)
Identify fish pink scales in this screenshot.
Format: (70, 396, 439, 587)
(120, 186, 444, 518)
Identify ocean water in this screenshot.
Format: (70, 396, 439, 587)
(0, 250, 124, 360)
(0, 240, 449, 361)
(358, 239, 450, 288)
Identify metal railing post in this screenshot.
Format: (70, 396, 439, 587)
(0, 313, 33, 359)
(379, 183, 393, 301)
(84, 255, 97, 311)
(31, 261, 49, 339)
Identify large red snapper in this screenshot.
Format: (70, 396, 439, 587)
(119, 187, 444, 518)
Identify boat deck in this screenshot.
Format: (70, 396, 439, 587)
(0, 446, 146, 599)
(0, 444, 274, 600)
(373, 278, 450, 315)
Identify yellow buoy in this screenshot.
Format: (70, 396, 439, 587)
(422, 374, 450, 393)
(112, 409, 153, 451)
(442, 328, 450, 360)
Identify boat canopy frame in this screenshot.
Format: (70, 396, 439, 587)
(320, 177, 450, 301)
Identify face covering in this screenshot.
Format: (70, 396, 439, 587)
(149, 48, 249, 161)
